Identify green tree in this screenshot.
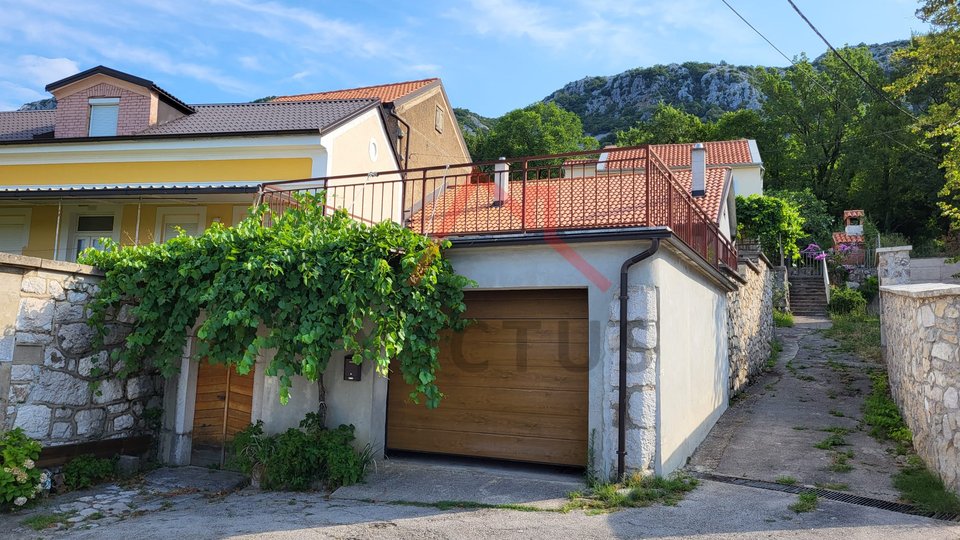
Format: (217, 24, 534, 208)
(765, 188, 833, 247)
(616, 103, 707, 145)
(888, 0, 960, 230)
(755, 48, 879, 205)
(736, 194, 806, 260)
(471, 102, 597, 160)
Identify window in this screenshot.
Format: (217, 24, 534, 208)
(74, 215, 114, 260)
(435, 104, 444, 133)
(88, 97, 120, 136)
(156, 207, 206, 243)
(0, 210, 30, 255)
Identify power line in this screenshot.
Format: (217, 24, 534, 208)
(717, 0, 937, 162)
(785, 0, 919, 122)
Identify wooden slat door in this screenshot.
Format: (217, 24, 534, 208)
(192, 361, 255, 465)
(387, 289, 589, 466)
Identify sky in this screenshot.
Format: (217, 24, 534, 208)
(0, 0, 931, 116)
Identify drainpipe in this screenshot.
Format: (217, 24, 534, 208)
(387, 108, 411, 169)
(618, 238, 660, 480)
(53, 198, 63, 260)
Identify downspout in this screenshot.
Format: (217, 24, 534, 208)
(387, 107, 411, 168)
(618, 238, 660, 480)
(53, 198, 63, 260)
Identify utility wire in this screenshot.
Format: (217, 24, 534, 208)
(785, 0, 919, 122)
(718, 0, 937, 162)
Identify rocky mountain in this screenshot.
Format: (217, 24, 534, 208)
(459, 39, 909, 140)
(453, 107, 497, 136)
(18, 98, 56, 111)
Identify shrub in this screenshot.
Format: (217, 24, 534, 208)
(62, 455, 115, 491)
(0, 428, 45, 510)
(229, 414, 372, 491)
(773, 310, 794, 327)
(828, 287, 866, 315)
(859, 276, 879, 304)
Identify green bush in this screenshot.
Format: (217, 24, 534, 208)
(828, 287, 866, 315)
(0, 428, 45, 510)
(773, 310, 794, 327)
(859, 276, 880, 304)
(229, 414, 372, 491)
(62, 455, 115, 491)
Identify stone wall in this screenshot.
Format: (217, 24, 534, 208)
(0, 253, 161, 446)
(881, 283, 960, 494)
(603, 285, 658, 476)
(772, 265, 789, 312)
(727, 257, 774, 394)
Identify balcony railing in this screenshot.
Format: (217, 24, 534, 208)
(258, 145, 738, 272)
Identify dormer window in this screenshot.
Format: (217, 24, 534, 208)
(88, 97, 120, 136)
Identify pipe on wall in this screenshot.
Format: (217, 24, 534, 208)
(617, 238, 660, 479)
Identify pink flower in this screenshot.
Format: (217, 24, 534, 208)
(814, 253, 828, 261)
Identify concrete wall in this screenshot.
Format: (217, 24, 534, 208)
(911, 257, 960, 285)
(731, 166, 763, 197)
(0, 253, 161, 446)
(651, 249, 730, 474)
(727, 258, 774, 394)
(881, 283, 960, 494)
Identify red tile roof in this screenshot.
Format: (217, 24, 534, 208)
(833, 232, 864, 245)
(843, 209, 865, 219)
(564, 140, 757, 169)
(409, 167, 731, 236)
(273, 78, 439, 104)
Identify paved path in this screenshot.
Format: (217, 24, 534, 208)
(690, 317, 904, 501)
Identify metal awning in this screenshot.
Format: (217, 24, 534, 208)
(0, 182, 262, 199)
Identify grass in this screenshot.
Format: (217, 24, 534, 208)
(893, 459, 960, 514)
(863, 371, 913, 453)
(815, 482, 850, 491)
(829, 409, 845, 418)
(765, 339, 783, 371)
(774, 310, 795, 327)
(825, 314, 882, 362)
(829, 451, 855, 473)
(564, 472, 699, 513)
(21, 512, 73, 531)
(775, 476, 798, 485)
(814, 433, 848, 450)
(797, 374, 816, 382)
(789, 492, 818, 513)
(792, 426, 808, 431)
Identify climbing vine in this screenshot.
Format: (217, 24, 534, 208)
(79, 194, 472, 407)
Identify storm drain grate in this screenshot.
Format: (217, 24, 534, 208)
(692, 471, 960, 522)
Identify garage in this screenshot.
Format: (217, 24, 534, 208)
(386, 289, 589, 466)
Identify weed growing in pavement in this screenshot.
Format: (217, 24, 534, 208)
(829, 451, 855, 473)
(893, 456, 960, 514)
(563, 472, 699, 513)
(775, 476, 798, 485)
(863, 371, 913, 453)
(789, 492, 818, 513)
(825, 314, 881, 362)
(21, 512, 75, 531)
(814, 433, 848, 450)
(765, 339, 783, 371)
(815, 482, 850, 491)
(774, 310, 794, 328)
(829, 409, 845, 417)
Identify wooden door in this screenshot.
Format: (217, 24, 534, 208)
(192, 361, 255, 466)
(386, 289, 589, 466)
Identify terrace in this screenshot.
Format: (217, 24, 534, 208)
(257, 145, 738, 272)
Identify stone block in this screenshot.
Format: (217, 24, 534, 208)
(75, 408, 104, 436)
(126, 376, 152, 400)
(54, 302, 86, 323)
(117, 304, 136, 325)
(32, 370, 89, 406)
(107, 403, 128, 414)
(624, 426, 656, 471)
(93, 379, 123, 404)
(20, 277, 46, 295)
(54, 407, 72, 418)
(58, 323, 96, 355)
(0, 334, 14, 363)
(17, 298, 54, 332)
(13, 404, 50, 438)
(77, 351, 108, 378)
(627, 389, 656, 429)
(113, 414, 134, 431)
(608, 286, 657, 323)
(921, 305, 936, 328)
(51, 422, 72, 439)
(945, 387, 959, 410)
(628, 323, 657, 350)
(116, 455, 140, 477)
(12, 343, 43, 365)
(43, 347, 65, 368)
(932, 341, 954, 362)
(66, 290, 88, 303)
(11, 384, 30, 403)
(48, 281, 65, 301)
(15, 332, 52, 345)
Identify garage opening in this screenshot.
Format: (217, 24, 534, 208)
(386, 289, 589, 466)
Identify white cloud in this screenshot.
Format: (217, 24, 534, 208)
(238, 55, 263, 71)
(15, 55, 80, 86)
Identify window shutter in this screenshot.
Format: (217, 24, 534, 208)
(88, 98, 120, 136)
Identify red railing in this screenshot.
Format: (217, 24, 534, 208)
(258, 145, 738, 272)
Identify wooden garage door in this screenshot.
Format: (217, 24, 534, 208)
(192, 361, 255, 465)
(387, 289, 589, 466)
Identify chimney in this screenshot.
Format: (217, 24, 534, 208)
(691, 142, 706, 197)
(493, 157, 509, 206)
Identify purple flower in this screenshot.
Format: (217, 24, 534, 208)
(802, 243, 821, 254)
(814, 253, 828, 261)
(838, 243, 853, 253)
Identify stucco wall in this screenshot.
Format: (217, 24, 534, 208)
(731, 167, 763, 197)
(911, 257, 960, 285)
(0, 254, 161, 446)
(881, 283, 960, 494)
(727, 258, 774, 394)
(397, 86, 471, 170)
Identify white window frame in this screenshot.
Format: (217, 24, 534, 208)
(0, 208, 32, 256)
(61, 207, 120, 262)
(88, 97, 120, 137)
(155, 207, 207, 243)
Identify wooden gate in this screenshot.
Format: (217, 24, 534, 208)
(191, 361, 255, 466)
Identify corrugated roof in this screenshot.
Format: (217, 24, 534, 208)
(138, 99, 378, 136)
(409, 167, 731, 236)
(0, 181, 261, 196)
(0, 110, 55, 141)
(273, 78, 438, 104)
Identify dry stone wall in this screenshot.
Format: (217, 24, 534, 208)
(881, 283, 960, 494)
(0, 253, 161, 446)
(727, 258, 774, 394)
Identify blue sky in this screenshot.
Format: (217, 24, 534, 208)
(0, 0, 930, 116)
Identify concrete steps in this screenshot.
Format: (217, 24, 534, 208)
(789, 275, 828, 316)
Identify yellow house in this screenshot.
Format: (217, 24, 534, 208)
(0, 65, 413, 261)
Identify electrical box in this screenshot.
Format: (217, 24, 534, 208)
(343, 355, 361, 382)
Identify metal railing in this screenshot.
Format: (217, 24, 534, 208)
(257, 145, 738, 272)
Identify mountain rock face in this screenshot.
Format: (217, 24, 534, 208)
(18, 98, 56, 111)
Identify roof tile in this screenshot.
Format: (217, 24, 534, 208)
(0, 110, 55, 141)
(273, 79, 438, 104)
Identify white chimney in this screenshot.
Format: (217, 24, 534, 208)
(494, 157, 509, 206)
(691, 142, 706, 197)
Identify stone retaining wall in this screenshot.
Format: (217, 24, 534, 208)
(881, 283, 960, 494)
(0, 253, 161, 446)
(727, 257, 774, 394)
